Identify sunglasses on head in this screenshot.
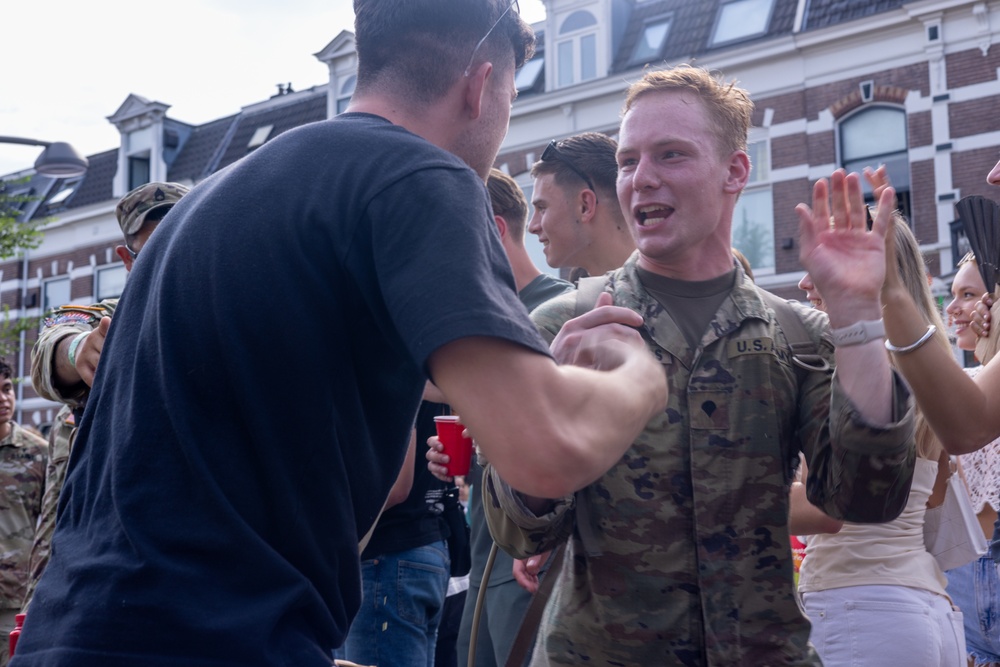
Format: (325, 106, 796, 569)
(541, 140, 599, 202)
(464, 0, 520, 77)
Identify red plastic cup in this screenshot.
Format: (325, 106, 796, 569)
(434, 415, 474, 477)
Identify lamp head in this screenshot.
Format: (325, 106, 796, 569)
(34, 142, 88, 178)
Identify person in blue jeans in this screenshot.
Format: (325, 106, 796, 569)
(343, 401, 456, 667)
(943, 253, 1000, 667)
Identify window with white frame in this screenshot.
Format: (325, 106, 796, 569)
(336, 75, 356, 115)
(839, 106, 911, 220)
(731, 139, 774, 273)
(95, 264, 128, 301)
(128, 156, 150, 191)
(746, 140, 769, 184)
(556, 10, 598, 88)
(42, 276, 71, 314)
(630, 17, 671, 66)
(710, 0, 774, 47)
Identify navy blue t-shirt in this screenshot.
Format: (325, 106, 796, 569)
(16, 114, 548, 667)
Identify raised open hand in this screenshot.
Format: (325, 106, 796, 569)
(796, 170, 896, 326)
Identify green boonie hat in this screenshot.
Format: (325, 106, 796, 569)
(115, 182, 190, 236)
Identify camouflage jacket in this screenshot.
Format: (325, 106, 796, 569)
(31, 299, 118, 409)
(483, 256, 916, 666)
(22, 405, 75, 611)
(0, 422, 47, 609)
(24, 299, 117, 611)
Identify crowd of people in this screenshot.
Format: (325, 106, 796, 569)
(2, 1, 1000, 666)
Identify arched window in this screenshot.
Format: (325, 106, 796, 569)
(839, 106, 911, 219)
(557, 10, 598, 88)
(336, 75, 356, 115)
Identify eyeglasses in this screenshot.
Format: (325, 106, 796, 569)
(124, 244, 139, 260)
(463, 0, 519, 77)
(541, 140, 599, 202)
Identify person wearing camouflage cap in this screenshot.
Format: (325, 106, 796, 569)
(23, 181, 188, 612)
(114, 181, 189, 270)
(0, 358, 46, 667)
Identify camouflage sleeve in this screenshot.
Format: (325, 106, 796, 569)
(22, 407, 75, 612)
(30, 300, 117, 407)
(481, 463, 576, 559)
(527, 290, 578, 347)
(804, 369, 916, 523)
(476, 293, 581, 558)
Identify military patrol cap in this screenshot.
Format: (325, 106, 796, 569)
(115, 182, 189, 236)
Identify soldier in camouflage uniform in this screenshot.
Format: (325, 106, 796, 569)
(0, 358, 47, 666)
(482, 65, 917, 666)
(23, 182, 188, 610)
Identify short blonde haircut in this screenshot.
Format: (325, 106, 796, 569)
(622, 64, 753, 156)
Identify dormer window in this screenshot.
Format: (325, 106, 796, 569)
(47, 184, 77, 207)
(556, 10, 598, 88)
(248, 125, 274, 150)
(710, 0, 774, 47)
(336, 75, 356, 114)
(129, 156, 150, 191)
(630, 16, 672, 67)
(516, 56, 545, 94)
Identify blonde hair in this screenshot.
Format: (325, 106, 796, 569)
(622, 64, 753, 155)
(888, 212, 948, 460)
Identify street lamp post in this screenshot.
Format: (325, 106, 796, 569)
(1, 135, 90, 425)
(0, 136, 89, 178)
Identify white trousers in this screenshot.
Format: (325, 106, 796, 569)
(802, 584, 966, 667)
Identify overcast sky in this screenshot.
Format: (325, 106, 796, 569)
(0, 0, 546, 177)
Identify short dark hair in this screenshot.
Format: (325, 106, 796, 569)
(487, 169, 528, 243)
(354, 0, 535, 105)
(0, 358, 12, 381)
(124, 204, 173, 248)
(531, 132, 618, 200)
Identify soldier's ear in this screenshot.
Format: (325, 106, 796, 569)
(115, 246, 135, 272)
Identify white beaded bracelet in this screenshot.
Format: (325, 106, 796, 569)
(884, 325, 936, 354)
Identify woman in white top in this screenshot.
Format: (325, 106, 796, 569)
(794, 176, 965, 666)
(943, 253, 1000, 666)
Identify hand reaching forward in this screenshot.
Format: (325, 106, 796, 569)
(796, 170, 896, 326)
(549, 292, 646, 369)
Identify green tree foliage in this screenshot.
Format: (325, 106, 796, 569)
(0, 177, 47, 358)
(0, 177, 45, 257)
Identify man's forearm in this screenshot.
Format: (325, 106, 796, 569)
(429, 337, 667, 500)
(831, 339, 892, 426)
(822, 294, 891, 426)
(52, 334, 85, 392)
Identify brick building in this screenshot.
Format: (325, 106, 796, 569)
(4, 0, 1000, 427)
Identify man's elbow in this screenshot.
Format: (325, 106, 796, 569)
(489, 432, 600, 499)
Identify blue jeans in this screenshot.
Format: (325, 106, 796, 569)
(947, 555, 1000, 665)
(343, 541, 450, 667)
